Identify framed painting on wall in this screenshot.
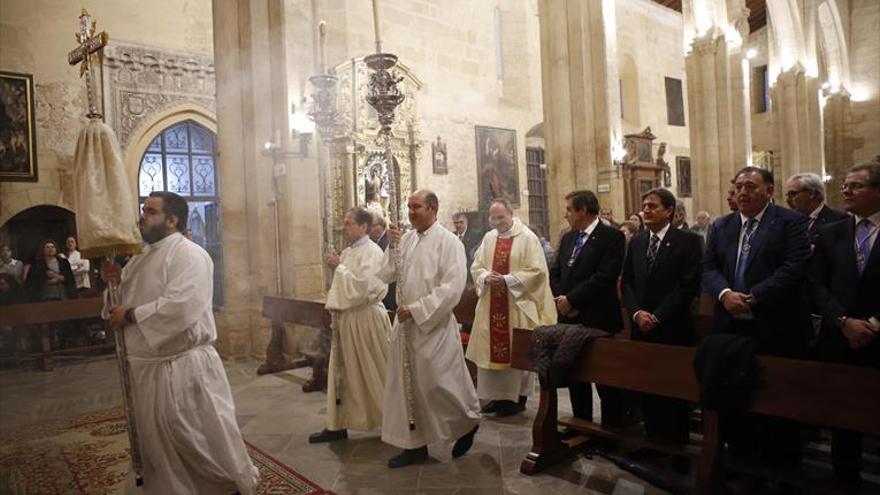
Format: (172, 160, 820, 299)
(676, 156, 692, 198)
(475, 125, 519, 215)
(0, 71, 38, 182)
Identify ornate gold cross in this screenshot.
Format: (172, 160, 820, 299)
(67, 9, 108, 119)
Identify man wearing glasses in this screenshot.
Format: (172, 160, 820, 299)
(809, 161, 880, 491)
(785, 172, 848, 242)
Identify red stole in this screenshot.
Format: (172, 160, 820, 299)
(489, 237, 513, 364)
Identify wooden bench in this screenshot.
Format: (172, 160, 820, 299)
(0, 297, 110, 371)
(510, 327, 880, 494)
(256, 296, 329, 387)
(258, 288, 480, 387)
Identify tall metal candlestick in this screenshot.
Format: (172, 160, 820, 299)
(365, 5, 414, 429)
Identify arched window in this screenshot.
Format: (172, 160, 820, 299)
(138, 120, 224, 307)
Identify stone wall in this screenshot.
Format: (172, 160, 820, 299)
(289, 0, 544, 230)
(848, 0, 880, 165)
(616, 0, 692, 218)
(0, 0, 213, 225)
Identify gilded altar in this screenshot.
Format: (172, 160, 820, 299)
(325, 57, 423, 242)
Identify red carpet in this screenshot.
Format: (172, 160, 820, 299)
(0, 407, 334, 494)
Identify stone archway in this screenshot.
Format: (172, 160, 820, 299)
(0, 205, 76, 263)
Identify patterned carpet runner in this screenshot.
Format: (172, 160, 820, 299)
(0, 407, 333, 495)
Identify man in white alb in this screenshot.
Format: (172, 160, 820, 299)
(467, 198, 556, 417)
(102, 191, 258, 495)
(376, 189, 481, 468)
(309, 207, 391, 443)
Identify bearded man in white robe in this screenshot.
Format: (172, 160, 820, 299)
(102, 191, 258, 495)
(309, 207, 391, 443)
(467, 198, 556, 417)
(375, 189, 481, 468)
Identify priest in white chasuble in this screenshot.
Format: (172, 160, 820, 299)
(309, 207, 391, 443)
(467, 198, 556, 417)
(374, 190, 481, 469)
(101, 191, 259, 495)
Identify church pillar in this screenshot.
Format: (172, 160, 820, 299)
(537, 0, 623, 241)
(771, 65, 823, 185)
(822, 91, 853, 208)
(683, 1, 751, 216)
(212, 0, 295, 358)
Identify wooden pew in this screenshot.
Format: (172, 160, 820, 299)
(256, 296, 328, 389)
(258, 289, 480, 387)
(510, 327, 880, 494)
(0, 297, 109, 371)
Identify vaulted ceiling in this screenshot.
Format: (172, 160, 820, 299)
(651, 0, 767, 32)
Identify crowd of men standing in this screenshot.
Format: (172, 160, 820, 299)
(320, 160, 878, 488)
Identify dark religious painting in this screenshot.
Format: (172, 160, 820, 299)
(0, 72, 38, 182)
(475, 125, 519, 215)
(665, 77, 685, 127)
(432, 136, 448, 175)
(677, 156, 692, 198)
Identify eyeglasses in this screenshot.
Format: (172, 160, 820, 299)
(785, 189, 807, 198)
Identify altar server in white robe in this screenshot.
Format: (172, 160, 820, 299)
(309, 207, 391, 443)
(375, 189, 481, 468)
(102, 191, 259, 495)
(467, 198, 557, 417)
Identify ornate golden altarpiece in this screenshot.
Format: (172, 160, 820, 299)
(326, 57, 423, 243)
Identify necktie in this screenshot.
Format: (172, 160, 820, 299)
(568, 231, 587, 267)
(734, 218, 757, 292)
(856, 219, 874, 276)
(646, 234, 660, 272)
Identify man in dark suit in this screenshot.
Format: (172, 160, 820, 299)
(453, 213, 483, 276)
(703, 166, 812, 466)
(549, 190, 625, 426)
(785, 172, 849, 242)
(810, 162, 880, 490)
(622, 188, 702, 446)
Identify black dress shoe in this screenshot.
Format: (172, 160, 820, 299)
(493, 400, 522, 417)
(308, 428, 348, 443)
(452, 425, 479, 458)
(481, 401, 499, 413)
(387, 446, 428, 468)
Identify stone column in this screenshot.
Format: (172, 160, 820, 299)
(771, 64, 824, 187)
(212, 0, 294, 358)
(822, 91, 853, 208)
(685, 30, 751, 216)
(537, 0, 623, 241)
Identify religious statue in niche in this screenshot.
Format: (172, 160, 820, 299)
(364, 153, 390, 219)
(432, 136, 447, 175)
(656, 141, 671, 187)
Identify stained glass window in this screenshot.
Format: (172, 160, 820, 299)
(138, 120, 217, 202)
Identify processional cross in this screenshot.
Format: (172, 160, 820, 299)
(66, 9, 145, 486)
(68, 9, 108, 119)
